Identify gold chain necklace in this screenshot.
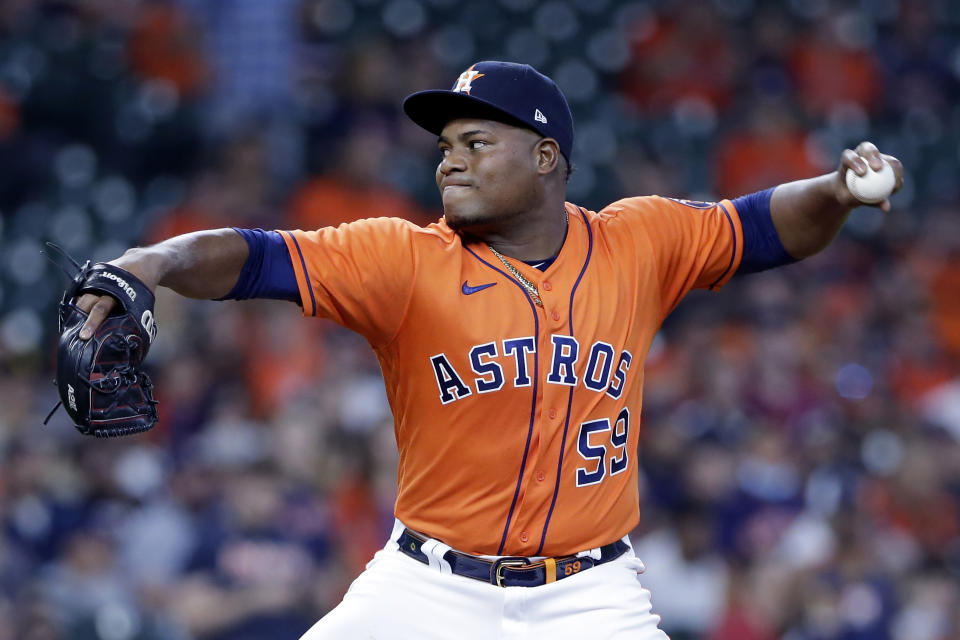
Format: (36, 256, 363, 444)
(489, 245, 544, 307)
(486, 210, 568, 309)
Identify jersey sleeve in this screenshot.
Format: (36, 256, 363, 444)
(613, 196, 744, 318)
(279, 217, 418, 345)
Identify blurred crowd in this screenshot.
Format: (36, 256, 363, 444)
(1, 0, 959, 638)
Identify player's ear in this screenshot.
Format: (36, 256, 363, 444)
(535, 139, 560, 177)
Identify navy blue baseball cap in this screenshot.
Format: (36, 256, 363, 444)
(403, 61, 574, 162)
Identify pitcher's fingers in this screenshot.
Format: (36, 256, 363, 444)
(854, 141, 884, 170)
(76, 293, 100, 312)
(79, 296, 116, 340)
(841, 149, 867, 175)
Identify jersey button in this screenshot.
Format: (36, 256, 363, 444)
(548, 408, 558, 419)
(542, 281, 553, 291)
(519, 531, 529, 543)
(536, 471, 546, 482)
(551, 310, 561, 321)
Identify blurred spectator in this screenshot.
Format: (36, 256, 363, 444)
(288, 119, 437, 229)
(146, 131, 280, 242)
(788, 12, 884, 119)
(0, 89, 19, 140)
(633, 501, 729, 639)
(713, 96, 825, 197)
(127, 3, 208, 98)
(176, 0, 301, 135)
(38, 532, 138, 631)
(620, 4, 740, 116)
(930, 256, 960, 359)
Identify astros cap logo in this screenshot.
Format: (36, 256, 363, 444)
(453, 65, 485, 95)
(403, 60, 575, 162)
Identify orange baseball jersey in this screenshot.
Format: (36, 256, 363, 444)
(280, 196, 743, 557)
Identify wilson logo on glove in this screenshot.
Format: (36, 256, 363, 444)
(66, 383, 77, 411)
(43, 244, 159, 437)
(100, 271, 138, 301)
(141, 310, 157, 342)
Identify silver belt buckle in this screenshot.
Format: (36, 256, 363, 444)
(493, 558, 529, 587)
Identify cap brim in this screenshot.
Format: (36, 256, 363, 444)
(403, 90, 532, 137)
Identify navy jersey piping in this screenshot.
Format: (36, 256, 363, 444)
(536, 207, 593, 555)
(281, 231, 318, 316)
(465, 245, 541, 555)
(708, 203, 738, 290)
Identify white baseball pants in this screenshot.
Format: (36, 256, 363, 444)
(301, 521, 669, 640)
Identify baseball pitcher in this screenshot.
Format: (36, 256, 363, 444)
(57, 62, 903, 639)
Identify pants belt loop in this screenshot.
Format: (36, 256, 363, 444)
(385, 519, 407, 552)
(544, 557, 557, 584)
(420, 538, 453, 575)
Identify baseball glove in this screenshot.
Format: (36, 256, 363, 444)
(44, 245, 159, 437)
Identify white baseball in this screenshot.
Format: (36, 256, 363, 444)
(845, 158, 895, 204)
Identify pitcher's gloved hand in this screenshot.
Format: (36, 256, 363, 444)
(45, 247, 159, 437)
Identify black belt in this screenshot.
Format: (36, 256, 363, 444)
(396, 528, 630, 588)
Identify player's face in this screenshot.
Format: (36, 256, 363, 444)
(436, 119, 544, 232)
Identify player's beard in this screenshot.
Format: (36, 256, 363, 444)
(444, 207, 521, 233)
(441, 175, 542, 235)
(443, 191, 535, 233)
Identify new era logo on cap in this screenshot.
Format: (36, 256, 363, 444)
(402, 61, 574, 162)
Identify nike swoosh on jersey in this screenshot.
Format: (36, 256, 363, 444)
(461, 281, 497, 295)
